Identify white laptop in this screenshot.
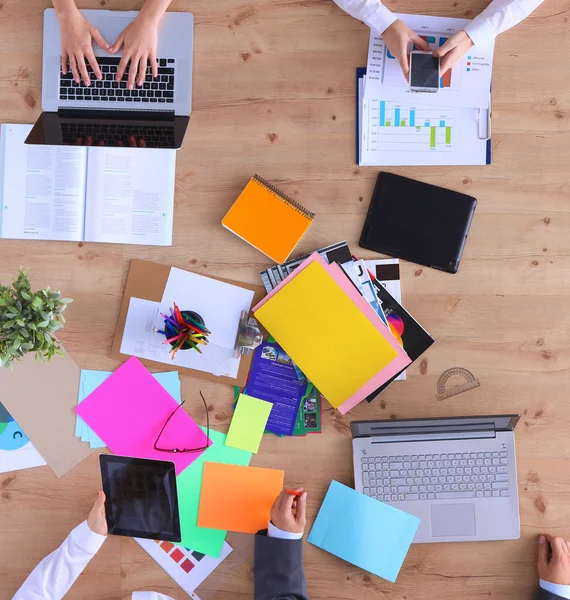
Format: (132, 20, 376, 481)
(26, 9, 193, 149)
(352, 415, 521, 543)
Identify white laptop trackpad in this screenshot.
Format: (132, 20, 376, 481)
(430, 504, 476, 537)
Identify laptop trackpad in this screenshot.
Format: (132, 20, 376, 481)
(430, 503, 476, 537)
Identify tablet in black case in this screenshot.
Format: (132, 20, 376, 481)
(359, 172, 477, 274)
(100, 455, 181, 542)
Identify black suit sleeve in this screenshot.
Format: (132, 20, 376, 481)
(534, 585, 566, 600)
(254, 531, 309, 600)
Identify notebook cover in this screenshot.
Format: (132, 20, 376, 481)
(110, 260, 265, 387)
(253, 253, 411, 410)
(222, 176, 314, 263)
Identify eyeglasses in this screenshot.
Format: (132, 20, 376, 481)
(154, 391, 210, 453)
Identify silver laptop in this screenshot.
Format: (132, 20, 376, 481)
(352, 415, 520, 543)
(25, 9, 193, 149)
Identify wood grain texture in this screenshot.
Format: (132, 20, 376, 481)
(0, 0, 569, 597)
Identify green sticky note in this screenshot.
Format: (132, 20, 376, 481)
(175, 427, 251, 557)
(225, 394, 273, 454)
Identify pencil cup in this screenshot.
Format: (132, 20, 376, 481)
(163, 310, 205, 351)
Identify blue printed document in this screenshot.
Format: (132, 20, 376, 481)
(308, 480, 420, 582)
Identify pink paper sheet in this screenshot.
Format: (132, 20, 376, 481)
(76, 357, 210, 474)
(254, 253, 411, 414)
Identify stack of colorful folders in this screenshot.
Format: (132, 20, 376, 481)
(253, 253, 412, 414)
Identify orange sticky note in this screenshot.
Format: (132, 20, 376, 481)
(197, 462, 284, 534)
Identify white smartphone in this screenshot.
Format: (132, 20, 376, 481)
(409, 51, 440, 93)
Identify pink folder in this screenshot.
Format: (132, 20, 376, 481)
(254, 253, 411, 414)
(76, 357, 210, 474)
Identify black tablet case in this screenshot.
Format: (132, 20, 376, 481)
(359, 172, 477, 274)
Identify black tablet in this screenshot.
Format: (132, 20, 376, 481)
(359, 172, 477, 274)
(100, 455, 181, 542)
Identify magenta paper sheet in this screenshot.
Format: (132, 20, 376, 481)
(76, 357, 210, 474)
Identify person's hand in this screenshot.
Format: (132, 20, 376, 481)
(87, 490, 108, 536)
(270, 488, 307, 534)
(111, 13, 159, 90)
(537, 534, 570, 585)
(382, 20, 431, 81)
(433, 30, 474, 77)
(57, 8, 109, 85)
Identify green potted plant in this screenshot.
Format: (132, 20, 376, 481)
(0, 269, 72, 368)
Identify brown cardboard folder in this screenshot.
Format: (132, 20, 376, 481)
(0, 346, 93, 478)
(111, 260, 265, 386)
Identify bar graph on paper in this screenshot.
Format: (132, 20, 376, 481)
(367, 100, 453, 153)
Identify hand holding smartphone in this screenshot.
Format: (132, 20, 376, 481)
(409, 51, 440, 93)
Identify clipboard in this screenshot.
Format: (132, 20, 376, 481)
(111, 260, 265, 387)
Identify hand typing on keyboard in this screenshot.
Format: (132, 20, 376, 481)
(54, 0, 171, 89)
(109, 8, 161, 90)
(54, 0, 110, 85)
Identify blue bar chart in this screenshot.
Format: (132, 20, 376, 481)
(372, 101, 453, 152)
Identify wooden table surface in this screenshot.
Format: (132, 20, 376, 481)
(1, 0, 569, 598)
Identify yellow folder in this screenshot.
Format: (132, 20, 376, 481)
(254, 260, 399, 408)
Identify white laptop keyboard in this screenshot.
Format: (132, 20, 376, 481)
(361, 451, 510, 502)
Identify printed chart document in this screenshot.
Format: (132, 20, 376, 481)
(365, 13, 494, 109)
(358, 74, 490, 166)
(0, 124, 176, 245)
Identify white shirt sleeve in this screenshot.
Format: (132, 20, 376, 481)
(332, 0, 397, 34)
(12, 521, 106, 600)
(333, 0, 544, 48)
(539, 579, 570, 599)
(267, 521, 304, 540)
(132, 593, 175, 600)
(463, 0, 545, 46)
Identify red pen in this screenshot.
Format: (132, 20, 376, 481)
(285, 489, 302, 497)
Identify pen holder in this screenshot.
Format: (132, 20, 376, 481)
(162, 310, 206, 351)
(156, 305, 210, 361)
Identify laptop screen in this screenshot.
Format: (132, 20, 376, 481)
(25, 112, 189, 149)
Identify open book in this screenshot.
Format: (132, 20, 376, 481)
(0, 124, 176, 246)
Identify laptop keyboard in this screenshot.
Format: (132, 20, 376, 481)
(60, 122, 176, 148)
(59, 57, 175, 104)
(361, 451, 510, 502)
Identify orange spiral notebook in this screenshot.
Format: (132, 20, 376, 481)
(222, 175, 315, 263)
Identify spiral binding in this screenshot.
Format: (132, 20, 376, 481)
(253, 174, 315, 220)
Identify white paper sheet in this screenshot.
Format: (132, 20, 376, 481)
(359, 75, 489, 166)
(0, 124, 87, 241)
(84, 147, 175, 246)
(157, 269, 255, 349)
(134, 537, 232, 599)
(121, 297, 243, 378)
(365, 14, 494, 110)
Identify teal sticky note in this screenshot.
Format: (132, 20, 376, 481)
(308, 480, 420, 583)
(175, 426, 252, 558)
(76, 370, 181, 449)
